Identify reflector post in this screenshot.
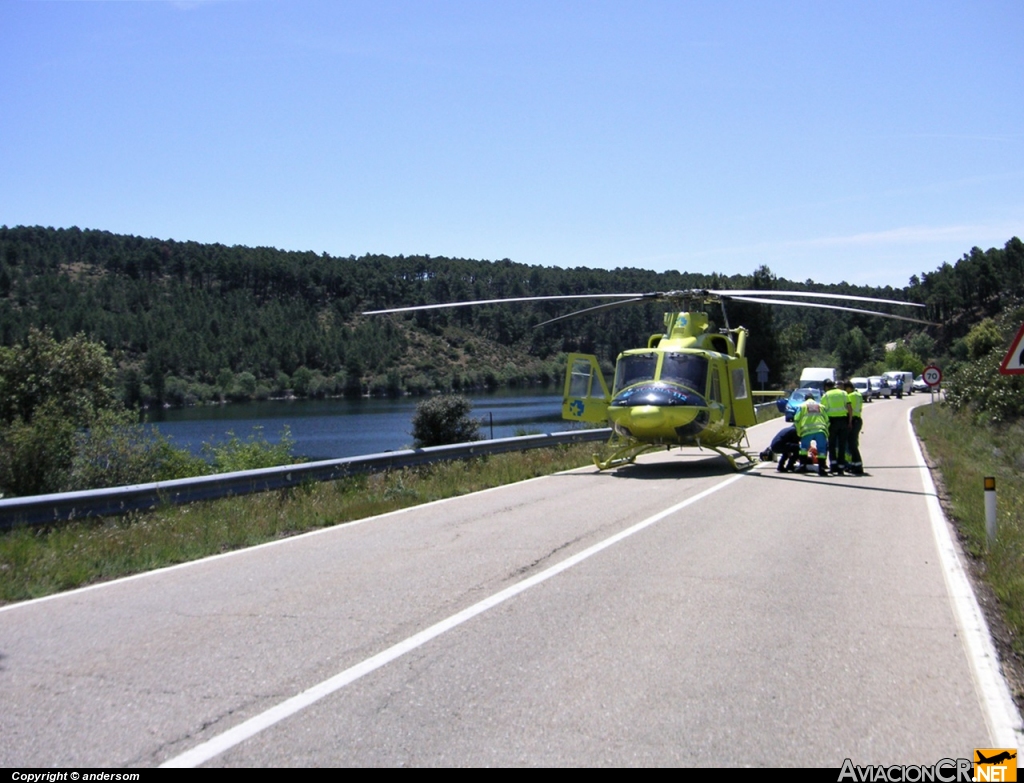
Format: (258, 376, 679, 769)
(985, 477, 997, 547)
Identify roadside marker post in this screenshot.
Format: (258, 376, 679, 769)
(985, 477, 997, 548)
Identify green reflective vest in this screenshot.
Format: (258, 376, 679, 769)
(794, 399, 829, 437)
(822, 387, 851, 419)
(848, 390, 864, 417)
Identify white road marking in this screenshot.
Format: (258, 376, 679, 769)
(160, 471, 747, 767)
(4, 415, 782, 618)
(908, 408, 1023, 747)
(0, 472, 561, 615)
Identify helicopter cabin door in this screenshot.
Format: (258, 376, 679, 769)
(562, 353, 610, 423)
(726, 357, 757, 427)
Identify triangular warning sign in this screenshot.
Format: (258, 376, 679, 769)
(999, 323, 1024, 375)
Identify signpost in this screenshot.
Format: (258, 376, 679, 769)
(756, 360, 769, 390)
(998, 323, 1024, 375)
(923, 364, 942, 408)
(923, 365, 942, 387)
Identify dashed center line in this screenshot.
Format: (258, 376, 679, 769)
(161, 472, 747, 767)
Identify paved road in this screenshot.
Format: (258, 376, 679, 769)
(2, 394, 1019, 766)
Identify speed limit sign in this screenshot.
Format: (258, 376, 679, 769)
(923, 365, 942, 387)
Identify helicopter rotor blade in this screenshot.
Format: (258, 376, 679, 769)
(533, 297, 651, 328)
(364, 287, 937, 326)
(723, 295, 939, 326)
(710, 290, 926, 308)
(362, 293, 646, 316)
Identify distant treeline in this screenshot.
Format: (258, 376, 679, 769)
(1, 225, 1021, 403)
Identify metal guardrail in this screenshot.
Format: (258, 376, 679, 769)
(0, 429, 613, 529)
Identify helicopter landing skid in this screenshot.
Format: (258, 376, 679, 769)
(592, 436, 757, 472)
(592, 441, 662, 471)
(698, 443, 757, 471)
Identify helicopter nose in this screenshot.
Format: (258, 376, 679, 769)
(618, 404, 703, 436)
(609, 382, 709, 438)
(627, 405, 665, 429)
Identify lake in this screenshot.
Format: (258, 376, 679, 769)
(144, 389, 569, 460)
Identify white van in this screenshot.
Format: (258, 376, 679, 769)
(883, 371, 914, 395)
(850, 377, 873, 401)
(869, 376, 892, 398)
(799, 367, 836, 391)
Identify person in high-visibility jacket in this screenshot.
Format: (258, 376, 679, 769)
(844, 380, 864, 475)
(793, 394, 829, 476)
(821, 379, 853, 475)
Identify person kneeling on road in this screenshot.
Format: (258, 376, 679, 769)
(761, 425, 800, 472)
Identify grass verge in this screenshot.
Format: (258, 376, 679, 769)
(912, 404, 1024, 653)
(0, 443, 599, 605)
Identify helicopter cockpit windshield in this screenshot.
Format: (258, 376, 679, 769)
(659, 353, 708, 395)
(613, 353, 658, 393)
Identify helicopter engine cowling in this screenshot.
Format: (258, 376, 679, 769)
(609, 382, 710, 440)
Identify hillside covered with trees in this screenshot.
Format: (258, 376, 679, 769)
(1, 225, 1022, 407)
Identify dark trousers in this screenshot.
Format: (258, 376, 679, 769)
(778, 445, 800, 470)
(827, 417, 850, 471)
(847, 417, 863, 469)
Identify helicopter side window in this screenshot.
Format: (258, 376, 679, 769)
(732, 368, 748, 399)
(568, 359, 595, 398)
(613, 354, 658, 393)
(659, 353, 709, 395)
(709, 369, 721, 403)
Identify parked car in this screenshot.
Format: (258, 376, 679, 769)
(913, 375, 930, 392)
(783, 387, 823, 422)
(868, 376, 892, 398)
(850, 377, 874, 402)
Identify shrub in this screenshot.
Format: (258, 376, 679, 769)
(204, 427, 296, 472)
(292, 367, 314, 397)
(0, 331, 214, 497)
(946, 354, 1024, 423)
(0, 328, 119, 427)
(163, 375, 191, 406)
(883, 344, 924, 376)
(306, 371, 334, 398)
(946, 308, 1024, 423)
(235, 372, 257, 398)
(67, 409, 207, 490)
(411, 395, 481, 447)
(0, 330, 122, 496)
(965, 319, 1003, 360)
(0, 401, 76, 496)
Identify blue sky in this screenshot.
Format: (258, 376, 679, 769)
(2, 1, 1022, 288)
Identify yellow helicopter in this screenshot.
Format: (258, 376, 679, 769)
(366, 289, 932, 471)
